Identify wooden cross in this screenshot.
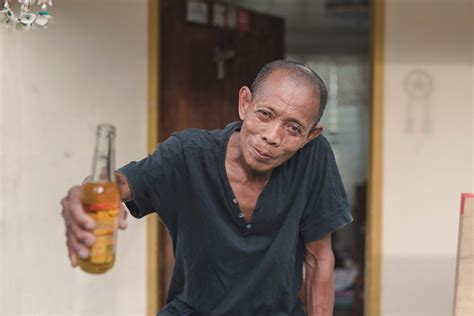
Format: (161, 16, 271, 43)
(214, 47, 235, 80)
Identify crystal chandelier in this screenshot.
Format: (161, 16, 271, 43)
(0, 0, 53, 30)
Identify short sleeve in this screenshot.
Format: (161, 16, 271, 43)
(118, 133, 185, 231)
(300, 138, 353, 243)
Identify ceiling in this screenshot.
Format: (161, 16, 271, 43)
(226, 0, 370, 55)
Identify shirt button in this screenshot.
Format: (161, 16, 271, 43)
(246, 224, 252, 230)
(238, 213, 244, 218)
(232, 198, 238, 204)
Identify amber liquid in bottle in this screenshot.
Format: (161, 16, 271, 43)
(78, 124, 120, 274)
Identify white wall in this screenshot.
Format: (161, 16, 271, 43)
(382, 1, 473, 315)
(0, 0, 148, 315)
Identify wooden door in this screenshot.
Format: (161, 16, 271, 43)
(159, 0, 284, 305)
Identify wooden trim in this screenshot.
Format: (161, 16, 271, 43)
(147, 0, 160, 315)
(146, 1, 384, 314)
(366, 0, 384, 315)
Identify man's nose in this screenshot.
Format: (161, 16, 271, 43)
(262, 123, 282, 147)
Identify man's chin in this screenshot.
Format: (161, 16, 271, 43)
(247, 159, 277, 174)
(242, 151, 280, 174)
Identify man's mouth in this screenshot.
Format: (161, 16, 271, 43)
(253, 146, 274, 161)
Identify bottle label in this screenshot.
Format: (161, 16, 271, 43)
(84, 202, 120, 212)
(83, 203, 119, 264)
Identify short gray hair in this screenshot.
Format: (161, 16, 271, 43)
(250, 60, 328, 123)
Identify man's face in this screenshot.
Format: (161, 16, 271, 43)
(238, 70, 323, 173)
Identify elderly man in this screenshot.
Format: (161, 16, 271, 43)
(61, 60, 352, 315)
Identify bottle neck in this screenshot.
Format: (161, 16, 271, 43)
(91, 124, 116, 182)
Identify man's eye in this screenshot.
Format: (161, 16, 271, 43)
(288, 125, 303, 135)
(258, 110, 271, 118)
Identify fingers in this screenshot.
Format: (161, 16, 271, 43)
(61, 185, 96, 267)
(65, 187, 95, 230)
(66, 229, 91, 260)
(69, 220, 95, 247)
(118, 204, 128, 230)
(67, 243, 78, 267)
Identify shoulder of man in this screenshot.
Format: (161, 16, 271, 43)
(301, 134, 332, 156)
(167, 124, 230, 152)
(281, 134, 334, 175)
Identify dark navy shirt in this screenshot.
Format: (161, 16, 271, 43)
(119, 121, 352, 316)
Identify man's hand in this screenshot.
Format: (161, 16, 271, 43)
(60, 185, 128, 267)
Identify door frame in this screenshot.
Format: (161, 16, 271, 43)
(146, 0, 385, 315)
(366, 0, 384, 315)
(146, 0, 161, 314)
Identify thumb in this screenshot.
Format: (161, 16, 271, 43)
(118, 204, 128, 230)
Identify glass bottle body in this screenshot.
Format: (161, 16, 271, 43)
(78, 124, 120, 274)
(78, 182, 120, 273)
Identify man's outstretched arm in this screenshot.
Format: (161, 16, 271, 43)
(304, 234, 335, 316)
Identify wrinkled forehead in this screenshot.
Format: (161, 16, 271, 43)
(255, 69, 321, 120)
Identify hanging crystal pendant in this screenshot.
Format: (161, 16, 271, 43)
(0, 1, 16, 29)
(0, 0, 53, 30)
(36, 0, 53, 28)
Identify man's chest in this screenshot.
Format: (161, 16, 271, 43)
(179, 165, 309, 243)
(230, 181, 265, 222)
(179, 148, 311, 235)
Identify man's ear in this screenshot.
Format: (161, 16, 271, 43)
(238, 86, 252, 120)
(304, 123, 323, 146)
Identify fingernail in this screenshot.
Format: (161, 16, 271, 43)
(85, 222, 94, 230)
(86, 236, 95, 246)
(79, 250, 88, 259)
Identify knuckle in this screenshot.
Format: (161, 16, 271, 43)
(69, 237, 82, 253)
(70, 222, 82, 237)
(71, 207, 87, 224)
(71, 223, 93, 245)
(77, 217, 93, 230)
(66, 230, 74, 242)
(72, 243, 81, 254)
(75, 231, 87, 243)
(68, 186, 80, 198)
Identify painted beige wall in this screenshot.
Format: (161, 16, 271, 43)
(0, 0, 148, 315)
(382, 1, 473, 315)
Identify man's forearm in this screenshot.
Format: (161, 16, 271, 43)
(305, 257, 335, 316)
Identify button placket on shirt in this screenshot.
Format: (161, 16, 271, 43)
(231, 197, 253, 235)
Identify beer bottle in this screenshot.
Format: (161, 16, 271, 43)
(78, 123, 121, 274)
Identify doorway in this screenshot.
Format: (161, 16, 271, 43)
(158, 0, 285, 307)
(148, 0, 380, 315)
